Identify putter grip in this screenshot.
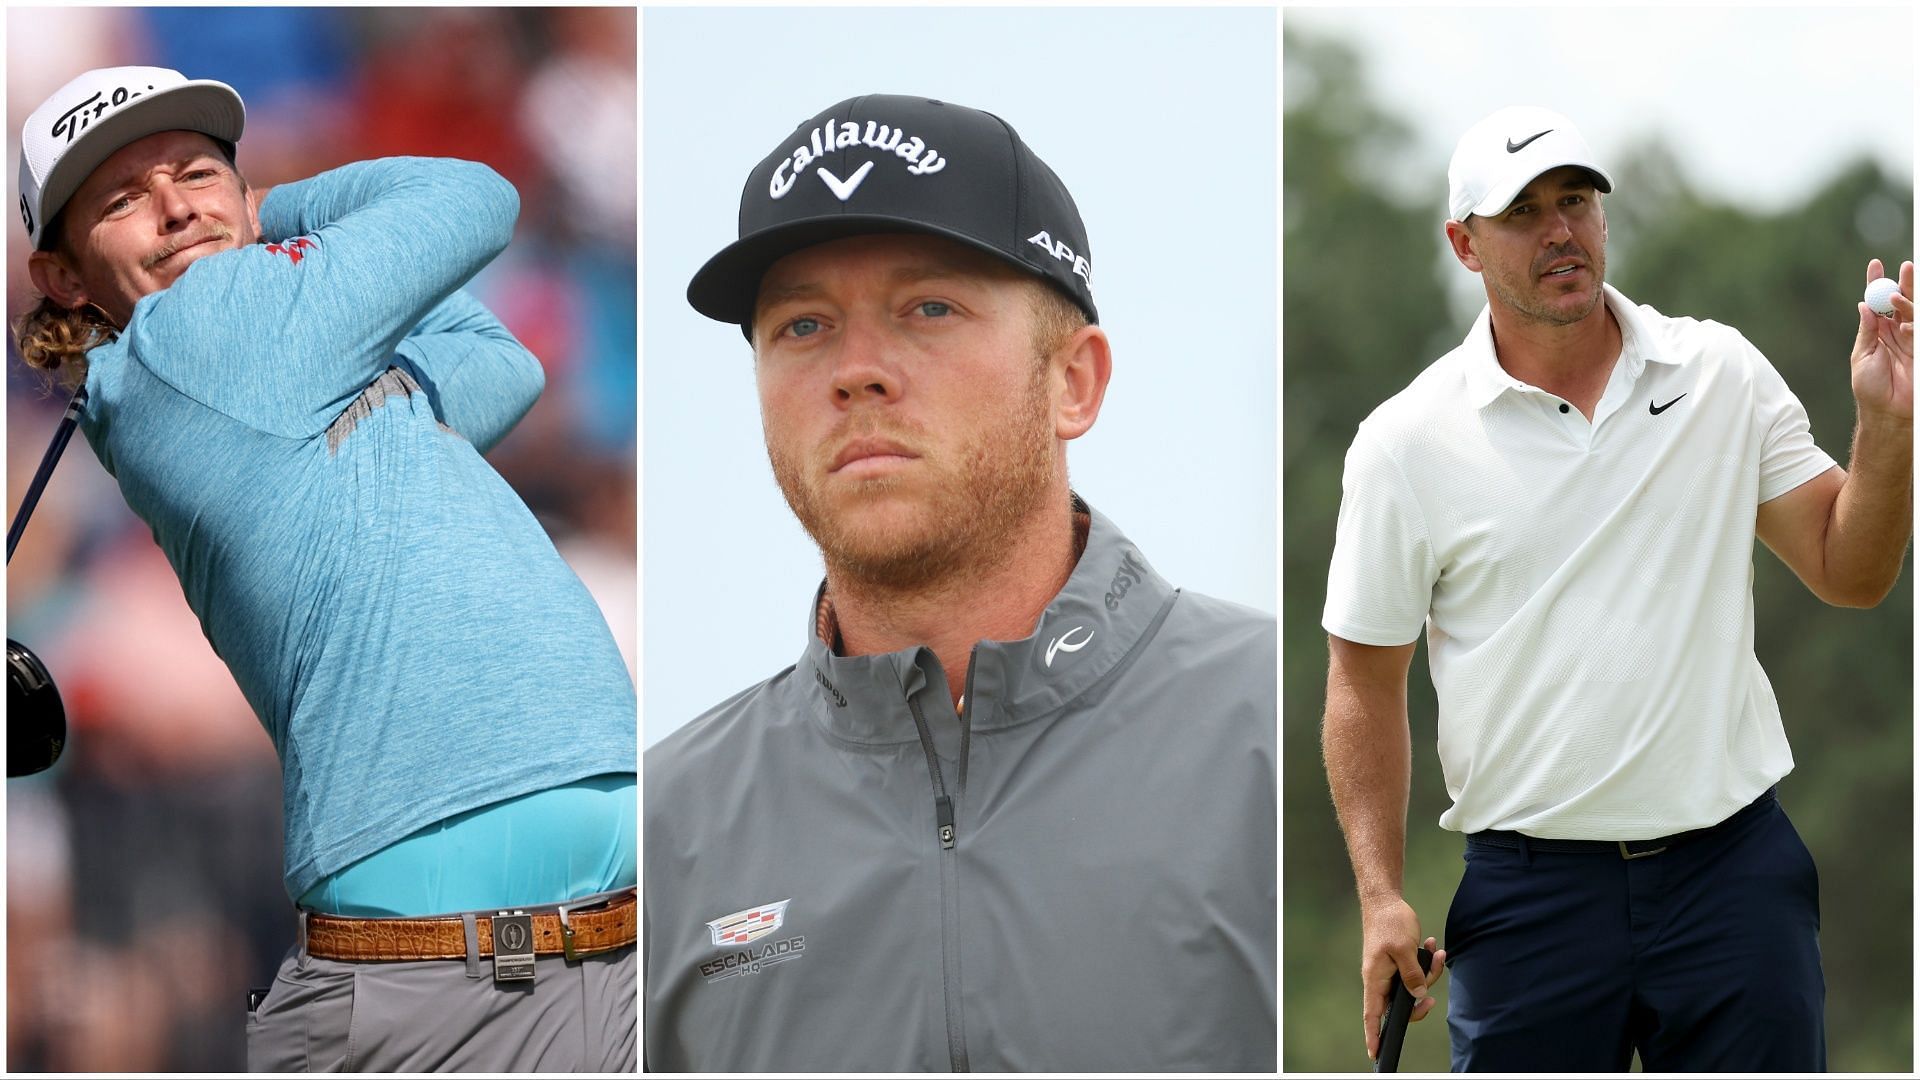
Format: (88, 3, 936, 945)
(1374, 946, 1434, 1073)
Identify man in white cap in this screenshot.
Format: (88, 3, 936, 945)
(1321, 105, 1911, 1070)
(14, 66, 637, 1070)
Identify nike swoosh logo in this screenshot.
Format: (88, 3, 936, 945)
(1650, 393, 1687, 415)
(816, 161, 874, 202)
(1045, 626, 1094, 668)
(1506, 129, 1552, 153)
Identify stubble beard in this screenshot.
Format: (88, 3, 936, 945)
(1487, 242, 1607, 328)
(767, 361, 1058, 594)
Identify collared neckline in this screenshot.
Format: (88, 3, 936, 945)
(796, 494, 1178, 747)
(1457, 283, 1672, 409)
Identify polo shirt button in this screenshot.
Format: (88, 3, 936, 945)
(1559, 403, 1570, 413)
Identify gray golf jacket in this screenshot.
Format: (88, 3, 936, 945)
(644, 499, 1276, 1072)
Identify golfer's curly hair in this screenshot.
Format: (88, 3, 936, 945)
(13, 204, 116, 390)
(14, 297, 110, 391)
(13, 140, 247, 390)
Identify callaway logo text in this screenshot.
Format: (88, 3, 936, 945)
(769, 118, 947, 200)
(1027, 230, 1092, 285)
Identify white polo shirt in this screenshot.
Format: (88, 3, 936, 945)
(1323, 284, 1836, 839)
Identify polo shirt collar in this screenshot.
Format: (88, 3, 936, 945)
(1458, 283, 1668, 409)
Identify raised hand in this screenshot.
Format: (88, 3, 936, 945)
(1851, 258, 1914, 423)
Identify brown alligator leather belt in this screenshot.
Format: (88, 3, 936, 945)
(305, 889, 636, 962)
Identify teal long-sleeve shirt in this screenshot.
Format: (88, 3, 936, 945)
(77, 157, 636, 900)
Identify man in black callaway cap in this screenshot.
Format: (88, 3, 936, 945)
(645, 94, 1277, 1071)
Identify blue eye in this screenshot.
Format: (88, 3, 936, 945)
(787, 317, 821, 338)
(918, 301, 951, 318)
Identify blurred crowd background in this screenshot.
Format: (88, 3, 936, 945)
(1283, 22, 1913, 1074)
(5, 7, 635, 1071)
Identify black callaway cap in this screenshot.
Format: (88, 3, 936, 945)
(687, 93, 1098, 330)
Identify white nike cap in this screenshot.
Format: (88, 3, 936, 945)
(1447, 105, 1614, 222)
(18, 66, 246, 250)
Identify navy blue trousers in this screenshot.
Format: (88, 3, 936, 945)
(1444, 791, 1825, 1072)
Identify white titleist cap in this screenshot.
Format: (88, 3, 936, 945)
(18, 66, 245, 249)
(1447, 105, 1614, 222)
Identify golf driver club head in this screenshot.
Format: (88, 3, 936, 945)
(8, 639, 66, 777)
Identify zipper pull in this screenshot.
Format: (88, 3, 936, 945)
(936, 794, 956, 849)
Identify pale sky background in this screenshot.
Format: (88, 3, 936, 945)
(1287, 5, 1917, 320)
(643, 7, 1279, 747)
(642, 4, 1916, 748)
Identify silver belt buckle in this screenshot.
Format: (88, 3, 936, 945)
(492, 911, 536, 982)
(1618, 841, 1668, 860)
(558, 904, 582, 962)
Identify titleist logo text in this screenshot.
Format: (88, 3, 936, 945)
(52, 83, 156, 145)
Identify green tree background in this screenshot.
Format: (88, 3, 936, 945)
(1283, 28, 1914, 1073)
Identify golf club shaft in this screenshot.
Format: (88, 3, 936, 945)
(7, 385, 87, 564)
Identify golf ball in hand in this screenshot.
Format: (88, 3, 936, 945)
(1865, 277, 1901, 318)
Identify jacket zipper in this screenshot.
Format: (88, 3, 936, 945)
(906, 694, 954, 850)
(906, 655, 976, 1072)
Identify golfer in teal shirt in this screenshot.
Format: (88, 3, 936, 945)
(17, 65, 634, 1070)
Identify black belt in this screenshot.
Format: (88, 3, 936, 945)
(1467, 786, 1778, 860)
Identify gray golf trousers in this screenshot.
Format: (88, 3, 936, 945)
(246, 927, 636, 1072)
